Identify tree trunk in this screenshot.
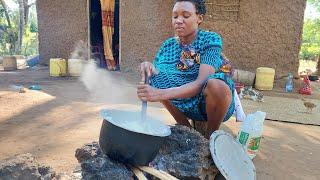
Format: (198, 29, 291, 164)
(16, 0, 26, 54)
(317, 55, 320, 76)
(0, 0, 12, 28)
(24, 0, 29, 25)
(15, 0, 30, 54)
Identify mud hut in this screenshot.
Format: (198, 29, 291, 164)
(36, 0, 307, 76)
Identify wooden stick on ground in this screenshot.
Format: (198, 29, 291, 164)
(131, 167, 148, 180)
(139, 166, 179, 180)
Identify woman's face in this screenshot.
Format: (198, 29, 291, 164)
(172, 1, 203, 38)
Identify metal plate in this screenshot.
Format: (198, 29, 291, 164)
(210, 130, 256, 180)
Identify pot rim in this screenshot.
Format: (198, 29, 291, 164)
(101, 109, 171, 137)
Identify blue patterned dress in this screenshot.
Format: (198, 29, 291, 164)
(151, 29, 235, 121)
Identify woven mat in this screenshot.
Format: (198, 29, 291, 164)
(241, 96, 320, 126)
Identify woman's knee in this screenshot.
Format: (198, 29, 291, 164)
(204, 79, 231, 103)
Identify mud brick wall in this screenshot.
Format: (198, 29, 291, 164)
(37, 0, 88, 65)
(202, 0, 306, 77)
(37, 0, 306, 77)
(119, 0, 174, 73)
(120, 0, 306, 77)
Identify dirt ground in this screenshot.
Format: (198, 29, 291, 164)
(0, 67, 319, 180)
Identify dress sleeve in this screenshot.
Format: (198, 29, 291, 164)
(152, 49, 161, 70)
(150, 40, 168, 86)
(201, 46, 223, 71)
(152, 40, 167, 69)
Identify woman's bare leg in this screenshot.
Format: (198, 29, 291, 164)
(161, 100, 192, 127)
(204, 79, 232, 134)
(106, 59, 116, 70)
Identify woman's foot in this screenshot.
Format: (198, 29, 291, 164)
(106, 59, 117, 71)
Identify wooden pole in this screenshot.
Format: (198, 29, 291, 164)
(138, 166, 179, 180)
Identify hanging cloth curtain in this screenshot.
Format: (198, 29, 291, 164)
(100, 0, 115, 69)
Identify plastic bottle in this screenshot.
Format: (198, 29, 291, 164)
(237, 111, 266, 159)
(285, 73, 293, 92)
(9, 85, 26, 93)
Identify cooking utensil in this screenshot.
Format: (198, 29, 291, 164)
(99, 71, 171, 166)
(308, 75, 319, 81)
(141, 71, 149, 122)
(99, 117, 167, 166)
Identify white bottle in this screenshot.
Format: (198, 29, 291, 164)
(237, 111, 266, 159)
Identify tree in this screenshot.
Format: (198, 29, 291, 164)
(318, 54, 320, 75)
(300, 1, 320, 74)
(300, 19, 320, 60)
(16, 0, 25, 53)
(308, 0, 320, 74)
(309, 0, 320, 11)
(303, 1, 320, 59)
(0, 0, 37, 56)
(13, 0, 35, 54)
(0, 0, 16, 55)
(0, 0, 11, 27)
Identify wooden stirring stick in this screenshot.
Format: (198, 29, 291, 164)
(131, 167, 148, 180)
(138, 166, 179, 180)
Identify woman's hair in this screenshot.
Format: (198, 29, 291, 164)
(175, 0, 206, 15)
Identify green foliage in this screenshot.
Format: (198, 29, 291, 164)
(300, 18, 320, 60)
(0, 27, 18, 55)
(0, 8, 16, 55)
(22, 23, 38, 56)
(30, 19, 37, 32)
(0, 1, 38, 57)
(309, 0, 320, 12)
(0, 7, 4, 17)
(300, 1, 320, 60)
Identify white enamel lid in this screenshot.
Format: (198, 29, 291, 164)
(210, 130, 256, 180)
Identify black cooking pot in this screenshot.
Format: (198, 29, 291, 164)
(99, 118, 167, 166)
(308, 75, 319, 81)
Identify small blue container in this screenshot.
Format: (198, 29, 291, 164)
(26, 55, 40, 67)
(29, 85, 41, 90)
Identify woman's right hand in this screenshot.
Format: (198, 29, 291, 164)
(140, 61, 158, 83)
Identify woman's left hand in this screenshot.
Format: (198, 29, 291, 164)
(137, 82, 164, 102)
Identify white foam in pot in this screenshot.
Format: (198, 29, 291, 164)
(210, 130, 256, 180)
(100, 109, 171, 137)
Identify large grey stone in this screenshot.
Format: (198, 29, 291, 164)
(0, 153, 55, 180)
(76, 125, 218, 180)
(75, 142, 133, 180)
(150, 125, 218, 180)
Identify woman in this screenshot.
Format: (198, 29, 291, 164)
(137, 0, 241, 135)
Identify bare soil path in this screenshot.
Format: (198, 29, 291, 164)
(0, 67, 319, 180)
